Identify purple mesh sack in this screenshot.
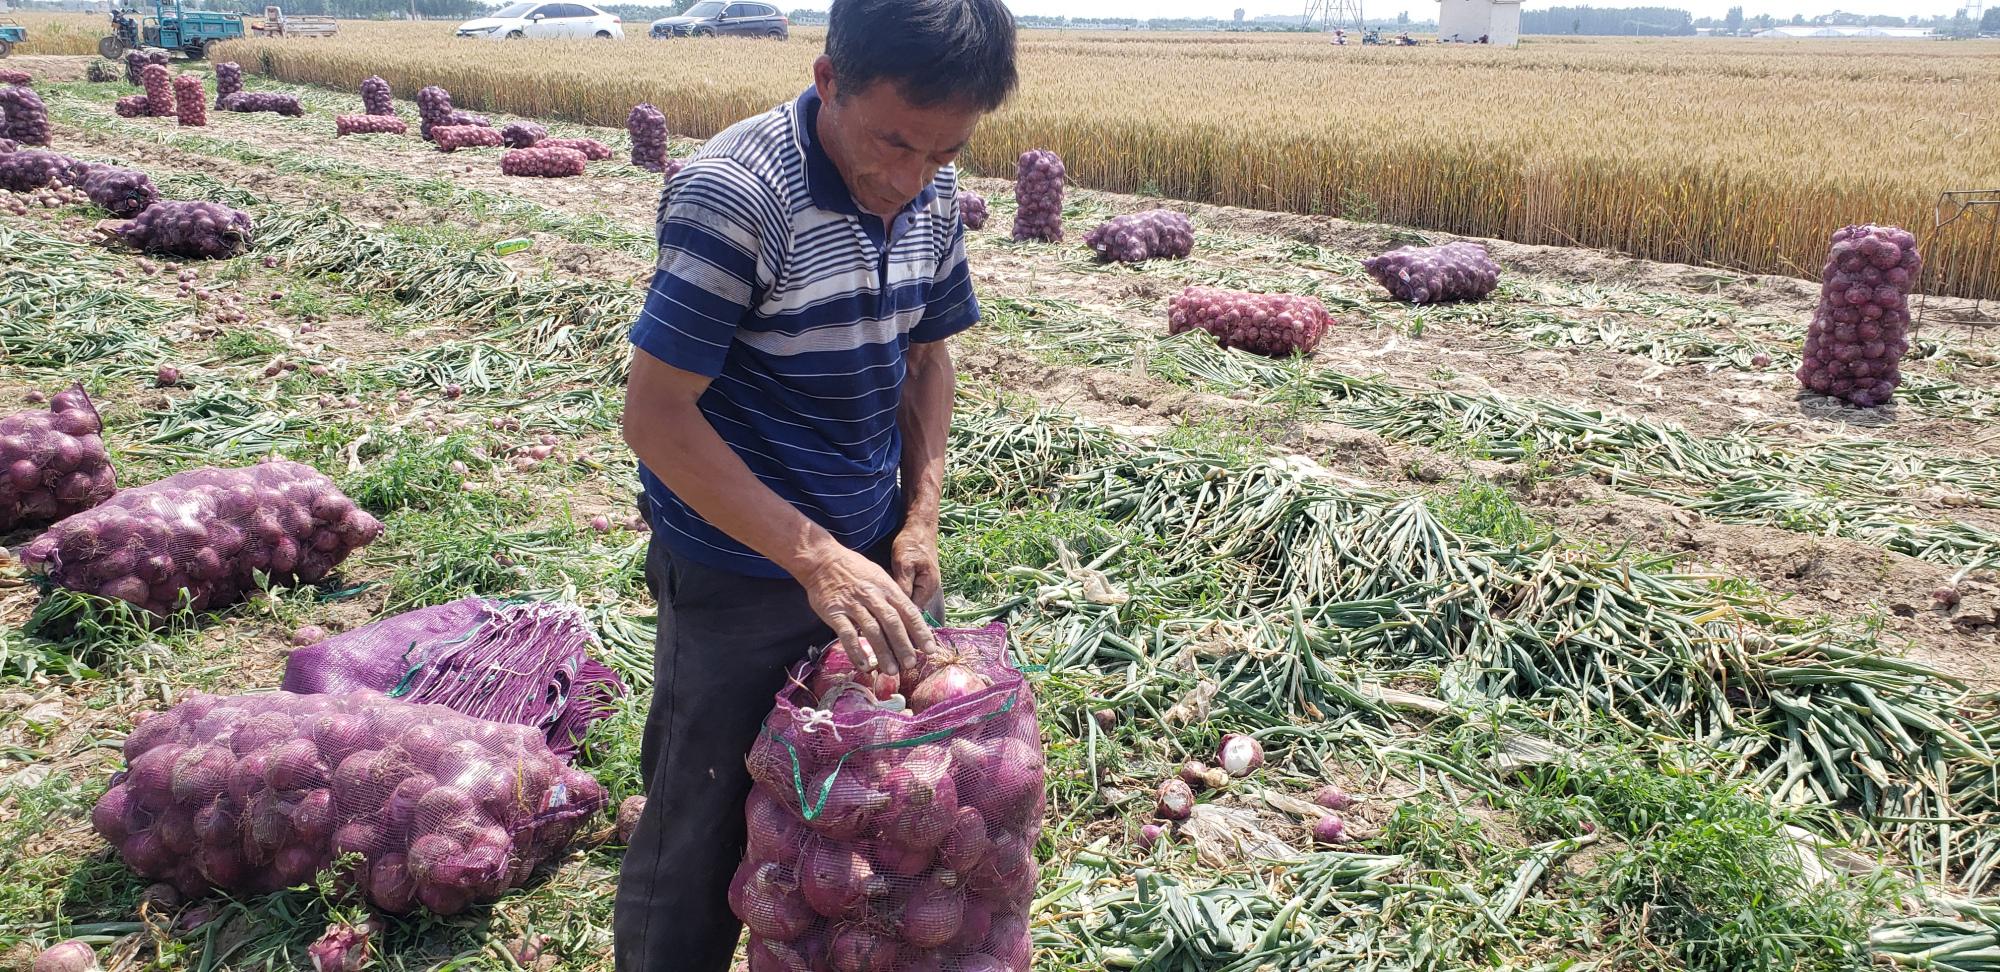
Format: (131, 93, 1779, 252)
(0, 384, 117, 532)
(1085, 209, 1194, 264)
(734, 623, 1043, 972)
(281, 598, 626, 759)
(1362, 241, 1500, 304)
(90, 689, 607, 913)
(1797, 224, 1920, 408)
(20, 458, 382, 616)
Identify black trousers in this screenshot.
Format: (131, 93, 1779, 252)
(612, 533, 908, 972)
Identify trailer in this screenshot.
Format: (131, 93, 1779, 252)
(0, 19, 26, 58)
(250, 6, 339, 38)
(100, 0, 246, 60)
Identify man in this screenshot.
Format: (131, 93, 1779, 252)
(612, 1, 1017, 970)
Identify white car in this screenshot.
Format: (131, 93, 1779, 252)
(456, 2, 624, 40)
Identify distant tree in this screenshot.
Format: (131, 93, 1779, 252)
(1984, 6, 2000, 34)
(1789, 12, 1805, 24)
(1233, 6, 1244, 21)
(1397, 9, 1408, 23)
(1724, 4, 1742, 30)
(1520, 6, 1696, 35)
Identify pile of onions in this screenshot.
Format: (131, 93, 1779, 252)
(1011, 149, 1065, 243)
(172, 74, 206, 127)
(1167, 286, 1331, 357)
(140, 64, 173, 117)
(1798, 224, 1920, 407)
(110, 200, 254, 258)
(21, 458, 378, 615)
(359, 75, 393, 116)
(92, 689, 606, 912)
(628, 103, 668, 171)
(1085, 209, 1194, 264)
(218, 92, 304, 117)
(213, 61, 243, 104)
(538, 137, 611, 161)
(734, 623, 1042, 969)
(501, 146, 587, 179)
(0, 69, 27, 86)
(0, 384, 117, 532)
(114, 95, 149, 118)
(501, 121, 546, 149)
(432, 125, 504, 152)
(959, 189, 988, 231)
(335, 115, 407, 137)
(1362, 241, 1500, 304)
(0, 149, 82, 193)
(82, 165, 156, 218)
(124, 50, 170, 86)
(0, 84, 49, 145)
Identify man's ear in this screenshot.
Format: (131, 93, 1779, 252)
(812, 55, 837, 104)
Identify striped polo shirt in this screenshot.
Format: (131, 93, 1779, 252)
(629, 87, 979, 578)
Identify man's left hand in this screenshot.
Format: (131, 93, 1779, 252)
(890, 522, 943, 620)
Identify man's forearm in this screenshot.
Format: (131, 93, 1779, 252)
(898, 340, 956, 531)
(623, 357, 840, 579)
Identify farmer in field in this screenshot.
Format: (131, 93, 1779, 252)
(611, 0, 1018, 968)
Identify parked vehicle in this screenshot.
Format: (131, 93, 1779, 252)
(250, 6, 339, 38)
(650, 1, 788, 39)
(100, 0, 245, 60)
(456, 2, 624, 40)
(0, 19, 25, 58)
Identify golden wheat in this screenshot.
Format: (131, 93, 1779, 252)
(34, 14, 2000, 296)
(10, 11, 112, 56)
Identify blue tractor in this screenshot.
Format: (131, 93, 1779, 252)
(100, 0, 246, 61)
(0, 18, 27, 58)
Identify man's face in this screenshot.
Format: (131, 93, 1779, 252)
(814, 56, 984, 218)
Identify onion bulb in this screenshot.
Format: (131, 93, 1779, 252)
(1155, 778, 1195, 820)
(1312, 815, 1348, 845)
(1216, 734, 1264, 777)
(1312, 785, 1353, 812)
(32, 940, 97, 972)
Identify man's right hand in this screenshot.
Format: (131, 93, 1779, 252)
(799, 543, 932, 679)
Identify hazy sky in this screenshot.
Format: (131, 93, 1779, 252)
(877, 0, 1974, 22)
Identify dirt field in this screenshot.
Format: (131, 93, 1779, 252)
(5, 54, 2000, 972)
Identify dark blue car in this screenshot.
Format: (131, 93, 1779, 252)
(650, 1, 788, 39)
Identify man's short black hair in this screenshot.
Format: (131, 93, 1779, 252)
(826, 0, 1018, 112)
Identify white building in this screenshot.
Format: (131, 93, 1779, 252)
(1436, 0, 1523, 46)
(1752, 24, 1937, 36)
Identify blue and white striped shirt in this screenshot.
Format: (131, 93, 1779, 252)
(629, 88, 979, 578)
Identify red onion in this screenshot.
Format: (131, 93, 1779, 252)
(616, 794, 645, 843)
(336, 114, 407, 136)
(1935, 587, 1962, 608)
(909, 658, 991, 713)
(728, 859, 815, 939)
(307, 918, 380, 972)
(291, 626, 327, 647)
(800, 838, 889, 919)
(156, 365, 181, 387)
(1136, 822, 1166, 850)
(1155, 778, 1195, 820)
(1011, 149, 1064, 243)
(1363, 241, 1500, 304)
(1798, 224, 1920, 407)
(893, 871, 964, 948)
(32, 940, 97, 972)
(1179, 759, 1226, 791)
(1216, 734, 1264, 777)
(826, 924, 898, 972)
(1312, 815, 1348, 845)
(1085, 209, 1194, 263)
(1312, 785, 1353, 811)
(1168, 286, 1330, 358)
(959, 189, 988, 230)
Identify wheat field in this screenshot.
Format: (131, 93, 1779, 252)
(24, 13, 2000, 296)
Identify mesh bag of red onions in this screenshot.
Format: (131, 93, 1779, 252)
(281, 597, 627, 761)
(735, 623, 1044, 972)
(0, 384, 118, 532)
(91, 689, 607, 913)
(21, 458, 381, 617)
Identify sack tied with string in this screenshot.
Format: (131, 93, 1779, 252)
(733, 623, 1044, 972)
(92, 689, 607, 914)
(281, 597, 627, 760)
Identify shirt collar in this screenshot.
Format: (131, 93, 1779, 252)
(794, 87, 937, 221)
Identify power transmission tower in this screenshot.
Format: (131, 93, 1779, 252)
(1305, 0, 1366, 32)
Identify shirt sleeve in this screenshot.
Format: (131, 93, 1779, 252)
(909, 187, 979, 345)
(630, 159, 774, 378)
